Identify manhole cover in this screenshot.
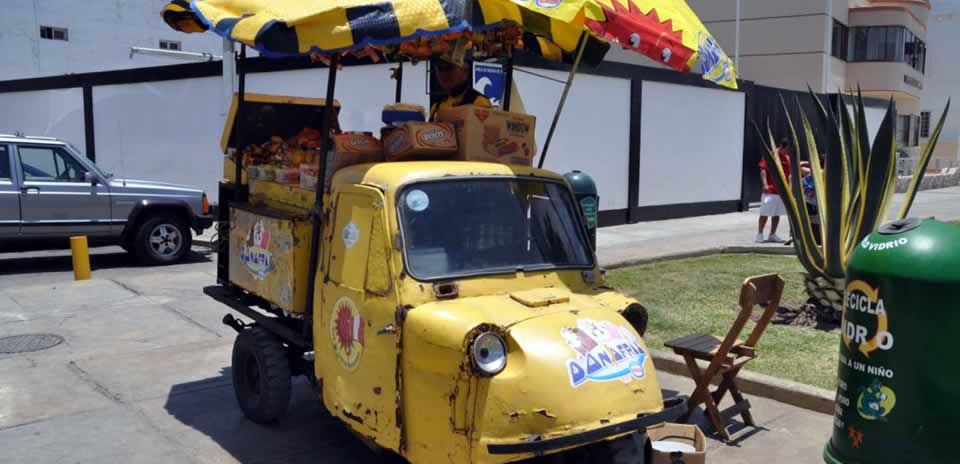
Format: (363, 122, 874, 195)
(0, 334, 64, 354)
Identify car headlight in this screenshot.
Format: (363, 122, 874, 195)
(470, 332, 507, 376)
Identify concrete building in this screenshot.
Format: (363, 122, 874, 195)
(688, 0, 931, 154)
(919, 8, 960, 168)
(0, 0, 225, 81)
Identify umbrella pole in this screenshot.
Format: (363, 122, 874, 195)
(395, 61, 403, 103)
(303, 54, 340, 339)
(538, 33, 587, 169)
(233, 44, 247, 201)
(503, 54, 514, 111)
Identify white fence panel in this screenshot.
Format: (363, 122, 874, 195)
(639, 81, 745, 207)
(0, 88, 86, 150)
(93, 77, 225, 200)
(517, 69, 632, 211)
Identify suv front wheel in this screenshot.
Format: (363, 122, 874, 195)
(133, 214, 192, 265)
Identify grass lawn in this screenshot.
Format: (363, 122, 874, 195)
(607, 254, 839, 390)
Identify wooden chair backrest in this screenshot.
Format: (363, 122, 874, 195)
(706, 274, 785, 374)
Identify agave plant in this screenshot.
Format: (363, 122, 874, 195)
(760, 90, 950, 316)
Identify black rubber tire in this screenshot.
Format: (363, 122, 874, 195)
(132, 214, 192, 265)
(231, 326, 292, 424)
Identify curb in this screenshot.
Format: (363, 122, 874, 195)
(650, 349, 834, 415)
(604, 245, 796, 270)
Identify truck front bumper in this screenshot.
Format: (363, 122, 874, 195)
(486, 396, 688, 455)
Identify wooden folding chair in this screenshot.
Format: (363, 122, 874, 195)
(664, 273, 785, 440)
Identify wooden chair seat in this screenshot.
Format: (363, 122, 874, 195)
(665, 334, 755, 368)
(664, 274, 785, 441)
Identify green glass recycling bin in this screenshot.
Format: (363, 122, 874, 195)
(825, 218, 960, 464)
(564, 170, 598, 250)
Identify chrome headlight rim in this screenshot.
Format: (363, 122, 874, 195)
(470, 331, 507, 376)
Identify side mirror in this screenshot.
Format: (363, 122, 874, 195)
(84, 172, 97, 185)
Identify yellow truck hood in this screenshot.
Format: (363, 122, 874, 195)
(402, 286, 664, 459)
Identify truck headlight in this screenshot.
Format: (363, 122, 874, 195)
(471, 332, 507, 376)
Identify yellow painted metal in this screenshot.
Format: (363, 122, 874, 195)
(228, 207, 311, 313)
(510, 288, 571, 307)
(69, 236, 91, 281)
(314, 184, 403, 450)
(249, 179, 316, 213)
(302, 162, 669, 463)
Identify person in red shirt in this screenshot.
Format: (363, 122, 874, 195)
(757, 139, 792, 243)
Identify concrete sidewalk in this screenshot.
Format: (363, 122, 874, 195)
(597, 186, 960, 267)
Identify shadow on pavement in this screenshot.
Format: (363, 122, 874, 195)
(164, 367, 400, 464)
(0, 247, 212, 276)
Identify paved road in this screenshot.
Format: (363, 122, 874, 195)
(0, 244, 831, 464)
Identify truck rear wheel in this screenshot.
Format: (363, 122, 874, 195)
(232, 326, 291, 424)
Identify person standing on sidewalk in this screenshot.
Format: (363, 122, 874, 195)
(757, 139, 792, 243)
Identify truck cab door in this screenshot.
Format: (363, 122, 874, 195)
(0, 144, 19, 237)
(317, 184, 400, 449)
(15, 144, 112, 237)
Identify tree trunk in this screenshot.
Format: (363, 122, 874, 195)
(803, 274, 845, 321)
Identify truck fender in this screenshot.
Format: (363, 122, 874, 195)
(121, 200, 196, 241)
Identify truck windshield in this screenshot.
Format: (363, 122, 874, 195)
(398, 178, 594, 280)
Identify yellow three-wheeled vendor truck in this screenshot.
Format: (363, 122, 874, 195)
(160, 0, 740, 461)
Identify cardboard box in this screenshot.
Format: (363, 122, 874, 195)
(437, 105, 536, 166)
(383, 122, 458, 161)
(330, 133, 384, 172)
(647, 423, 706, 464)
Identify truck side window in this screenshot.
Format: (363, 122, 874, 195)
(0, 146, 10, 180)
(18, 146, 88, 182)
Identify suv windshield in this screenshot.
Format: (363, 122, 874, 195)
(398, 178, 594, 280)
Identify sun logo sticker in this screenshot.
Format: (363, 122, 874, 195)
(330, 297, 364, 370)
(857, 379, 896, 421)
(239, 220, 272, 279)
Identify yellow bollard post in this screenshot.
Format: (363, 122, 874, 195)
(69, 236, 92, 281)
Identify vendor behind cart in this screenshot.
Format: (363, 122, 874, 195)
(430, 58, 492, 120)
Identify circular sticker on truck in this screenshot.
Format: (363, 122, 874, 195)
(330, 297, 364, 370)
(406, 190, 430, 212)
(342, 222, 359, 249)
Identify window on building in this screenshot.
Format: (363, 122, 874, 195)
(832, 20, 849, 60)
(39, 26, 68, 41)
(848, 26, 926, 73)
(159, 40, 182, 51)
(912, 115, 921, 147)
(920, 111, 931, 138)
(896, 115, 910, 147)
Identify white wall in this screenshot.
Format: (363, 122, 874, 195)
(639, 81, 744, 206)
(0, 88, 86, 150)
(92, 78, 225, 200)
(847, 104, 887, 148)
(515, 69, 632, 211)
(246, 63, 430, 134)
(0, 0, 226, 81)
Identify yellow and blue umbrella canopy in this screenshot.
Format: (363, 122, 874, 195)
(162, 0, 585, 54)
(162, 0, 736, 88)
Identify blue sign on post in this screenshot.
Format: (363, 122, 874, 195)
(473, 63, 506, 108)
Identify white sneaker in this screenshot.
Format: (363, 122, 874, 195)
(767, 233, 785, 243)
(755, 233, 765, 243)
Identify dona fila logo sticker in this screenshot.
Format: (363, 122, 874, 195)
(561, 318, 647, 388)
